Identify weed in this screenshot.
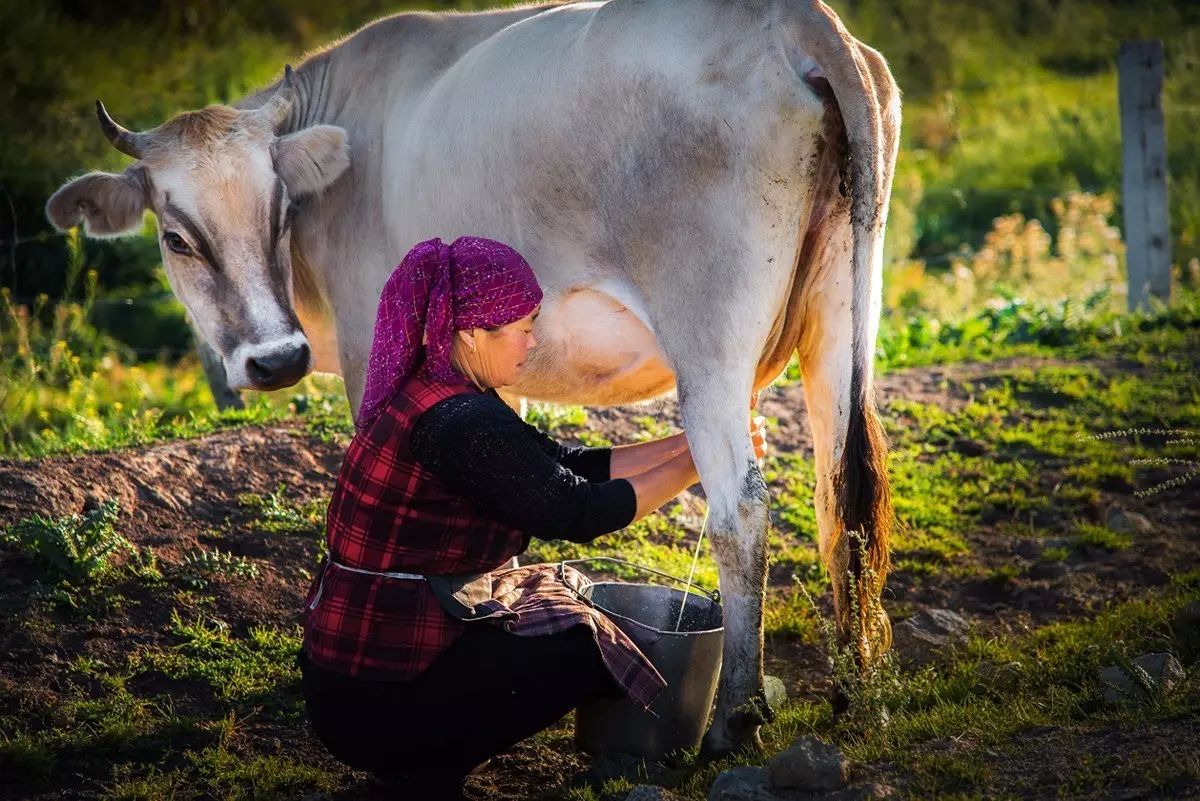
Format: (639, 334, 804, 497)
(1072, 522, 1133, 551)
(1040, 546, 1069, 563)
(237, 484, 325, 536)
(128, 610, 303, 708)
(1079, 427, 1200, 499)
(800, 531, 902, 740)
(175, 547, 260, 589)
(1, 499, 134, 583)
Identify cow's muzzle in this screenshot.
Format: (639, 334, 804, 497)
(244, 342, 311, 390)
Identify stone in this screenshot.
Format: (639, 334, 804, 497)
(765, 736, 848, 792)
(1104, 505, 1153, 535)
(1131, 652, 1185, 691)
(1099, 652, 1185, 702)
(708, 766, 776, 801)
(625, 786, 681, 801)
(891, 608, 969, 666)
(764, 674, 788, 713)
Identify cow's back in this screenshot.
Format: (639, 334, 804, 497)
(380, 0, 826, 286)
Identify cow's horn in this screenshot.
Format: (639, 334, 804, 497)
(258, 64, 295, 131)
(95, 100, 149, 160)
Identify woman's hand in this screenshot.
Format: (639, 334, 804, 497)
(750, 414, 769, 461)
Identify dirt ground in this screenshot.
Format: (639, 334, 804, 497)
(1, 356, 1197, 800)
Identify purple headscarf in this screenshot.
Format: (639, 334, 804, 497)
(356, 236, 543, 431)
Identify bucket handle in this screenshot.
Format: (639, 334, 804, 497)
(557, 556, 720, 605)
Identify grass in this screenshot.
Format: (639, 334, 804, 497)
(2, 218, 1199, 799)
(236, 484, 326, 538)
(2, 321, 1196, 797)
(636, 583, 1200, 801)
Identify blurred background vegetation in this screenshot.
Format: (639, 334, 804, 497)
(2, 0, 1199, 456)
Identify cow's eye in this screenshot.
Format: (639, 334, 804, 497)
(163, 231, 192, 256)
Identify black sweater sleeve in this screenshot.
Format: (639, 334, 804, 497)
(517, 418, 613, 482)
(408, 393, 636, 544)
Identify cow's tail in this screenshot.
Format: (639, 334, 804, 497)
(788, 0, 898, 658)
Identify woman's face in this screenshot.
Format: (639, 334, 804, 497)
(458, 305, 540, 388)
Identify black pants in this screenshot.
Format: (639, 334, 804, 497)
(298, 622, 623, 800)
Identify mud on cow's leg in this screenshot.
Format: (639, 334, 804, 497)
(193, 327, 243, 411)
(674, 374, 775, 758)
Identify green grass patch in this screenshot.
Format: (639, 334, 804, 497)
(128, 610, 303, 710)
(1072, 522, 1133, 551)
(236, 484, 326, 537)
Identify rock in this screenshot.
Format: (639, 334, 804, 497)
(1099, 652, 1185, 702)
(764, 675, 787, 712)
(1132, 652, 1185, 691)
(1098, 665, 1134, 702)
(708, 766, 776, 801)
(625, 786, 681, 801)
(891, 609, 969, 666)
(1104, 505, 1153, 535)
(765, 736, 848, 792)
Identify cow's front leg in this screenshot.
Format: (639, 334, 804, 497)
(675, 374, 774, 758)
(192, 324, 243, 410)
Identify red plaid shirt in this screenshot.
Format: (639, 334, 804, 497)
(302, 366, 528, 680)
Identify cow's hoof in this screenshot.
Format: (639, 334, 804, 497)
(698, 726, 763, 763)
(699, 689, 775, 762)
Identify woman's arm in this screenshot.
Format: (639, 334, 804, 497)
(619, 414, 768, 522)
(623, 447, 700, 521)
(609, 432, 690, 480)
(410, 395, 637, 543)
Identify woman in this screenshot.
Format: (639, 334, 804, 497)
(299, 236, 767, 799)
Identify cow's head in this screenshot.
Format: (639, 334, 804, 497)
(46, 67, 350, 391)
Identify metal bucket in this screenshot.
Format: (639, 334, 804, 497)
(567, 557, 723, 761)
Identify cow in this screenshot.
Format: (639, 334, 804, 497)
(46, 0, 898, 755)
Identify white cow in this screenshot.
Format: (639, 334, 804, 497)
(47, 0, 898, 754)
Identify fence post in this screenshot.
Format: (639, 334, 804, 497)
(1118, 40, 1171, 311)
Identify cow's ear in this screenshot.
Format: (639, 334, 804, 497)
(45, 167, 149, 237)
(273, 125, 350, 197)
